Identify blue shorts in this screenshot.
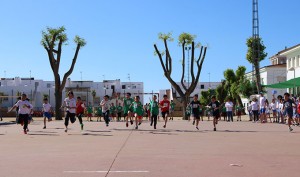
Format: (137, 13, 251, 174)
(260, 108, 266, 114)
(44, 112, 52, 119)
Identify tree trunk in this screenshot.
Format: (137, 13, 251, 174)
(182, 99, 188, 120)
(54, 88, 63, 120)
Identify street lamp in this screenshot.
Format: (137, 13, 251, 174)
(289, 67, 296, 95)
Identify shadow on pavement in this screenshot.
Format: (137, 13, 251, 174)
(28, 133, 59, 136)
(0, 122, 15, 126)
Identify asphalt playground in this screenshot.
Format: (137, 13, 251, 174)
(0, 116, 299, 177)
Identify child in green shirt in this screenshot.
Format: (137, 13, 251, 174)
(130, 96, 144, 129)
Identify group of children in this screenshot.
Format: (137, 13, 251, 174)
(7, 91, 299, 134)
(248, 92, 300, 132)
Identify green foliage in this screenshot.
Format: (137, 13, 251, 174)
(223, 69, 236, 84)
(178, 32, 196, 45)
(200, 89, 215, 105)
(216, 82, 228, 104)
(41, 26, 67, 48)
(246, 37, 267, 64)
(158, 32, 174, 41)
(74, 35, 86, 47)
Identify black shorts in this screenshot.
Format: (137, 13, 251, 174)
(192, 113, 200, 119)
(161, 111, 169, 118)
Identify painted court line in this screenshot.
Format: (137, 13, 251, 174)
(64, 170, 149, 173)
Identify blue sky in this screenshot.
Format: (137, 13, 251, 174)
(0, 0, 300, 95)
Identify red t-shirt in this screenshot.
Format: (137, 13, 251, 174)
(160, 100, 170, 112)
(76, 101, 84, 114)
(297, 103, 300, 114)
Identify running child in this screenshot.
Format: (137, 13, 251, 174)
(159, 94, 170, 128)
(61, 91, 77, 133)
(100, 95, 111, 127)
(76, 96, 85, 130)
(130, 96, 144, 129)
(26, 98, 33, 132)
(8, 93, 31, 134)
(123, 93, 134, 127)
(283, 92, 296, 132)
(149, 95, 159, 129)
(208, 95, 220, 131)
(42, 98, 52, 129)
(189, 94, 202, 130)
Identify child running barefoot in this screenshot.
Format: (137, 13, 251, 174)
(123, 93, 134, 127)
(283, 92, 296, 132)
(100, 95, 111, 127)
(8, 93, 31, 134)
(131, 96, 143, 129)
(149, 95, 159, 129)
(189, 94, 202, 130)
(160, 94, 170, 128)
(42, 98, 52, 129)
(61, 91, 77, 133)
(76, 97, 85, 131)
(208, 95, 220, 131)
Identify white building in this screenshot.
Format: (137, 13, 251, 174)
(0, 77, 144, 109)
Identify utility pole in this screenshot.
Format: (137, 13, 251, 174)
(252, 0, 262, 93)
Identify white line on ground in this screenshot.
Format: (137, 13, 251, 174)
(64, 170, 149, 173)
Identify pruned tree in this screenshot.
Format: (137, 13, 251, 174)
(154, 32, 207, 119)
(246, 37, 267, 94)
(41, 26, 86, 120)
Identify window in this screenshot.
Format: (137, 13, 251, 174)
(122, 85, 126, 89)
(200, 84, 204, 89)
(47, 83, 51, 88)
(132, 85, 137, 89)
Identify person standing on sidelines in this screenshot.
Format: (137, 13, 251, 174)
(149, 95, 159, 129)
(61, 91, 77, 133)
(225, 98, 234, 122)
(160, 95, 170, 128)
(8, 93, 31, 134)
(116, 103, 123, 122)
(189, 94, 202, 130)
(259, 92, 267, 123)
(169, 100, 175, 120)
(283, 92, 296, 132)
(76, 96, 85, 130)
(100, 95, 111, 127)
(123, 93, 134, 127)
(208, 95, 220, 131)
(42, 98, 52, 129)
(86, 102, 93, 122)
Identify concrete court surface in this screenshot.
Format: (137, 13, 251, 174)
(0, 116, 300, 177)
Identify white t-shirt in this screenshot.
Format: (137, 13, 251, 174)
(278, 103, 284, 111)
(15, 100, 31, 114)
(100, 99, 110, 112)
(251, 101, 259, 111)
(64, 97, 76, 113)
(270, 102, 276, 110)
(259, 97, 266, 109)
(225, 101, 233, 111)
(43, 103, 51, 112)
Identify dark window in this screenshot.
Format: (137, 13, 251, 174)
(200, 85, 204, 89)
(122, 85, 126, 89)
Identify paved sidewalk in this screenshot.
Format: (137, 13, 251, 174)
(0, 117, 299, 177)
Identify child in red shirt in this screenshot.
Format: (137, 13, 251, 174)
(160, 94, 170, 128)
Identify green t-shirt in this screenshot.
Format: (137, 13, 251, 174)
(170, 102, 175, 110)
(110, 106, 116, 113)
(149, 100, 159, 115)
(117, 105, 123, 113)
(131, 101, 143, 115)
(97, 107, 102, 115)
(222, 107, 226, 113)
(123, 98, 134, 109)
(87, 106, 93, 113)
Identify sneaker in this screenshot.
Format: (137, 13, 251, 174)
(213, 128, 216, 131)
(130, 120, 133, 125)
(65, 129, 68, 133)
(81, 124, 84, 131)
(192, 120, 195, 125)
(163, 125, 166, 128)
(126, 123, 128, 127)
(106, 124, 109, 127)
(289, 127, 293, 132)
(154, 126, 156, 129)
(27, 128, 29, 132)
(43, 126, 46, 129)
(135, 126, 138, 129)
(23, 130, 27, 134)
(138, 122, 142, 125)
(150, 123, 153, 126)
(196, 126, 199, 130)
